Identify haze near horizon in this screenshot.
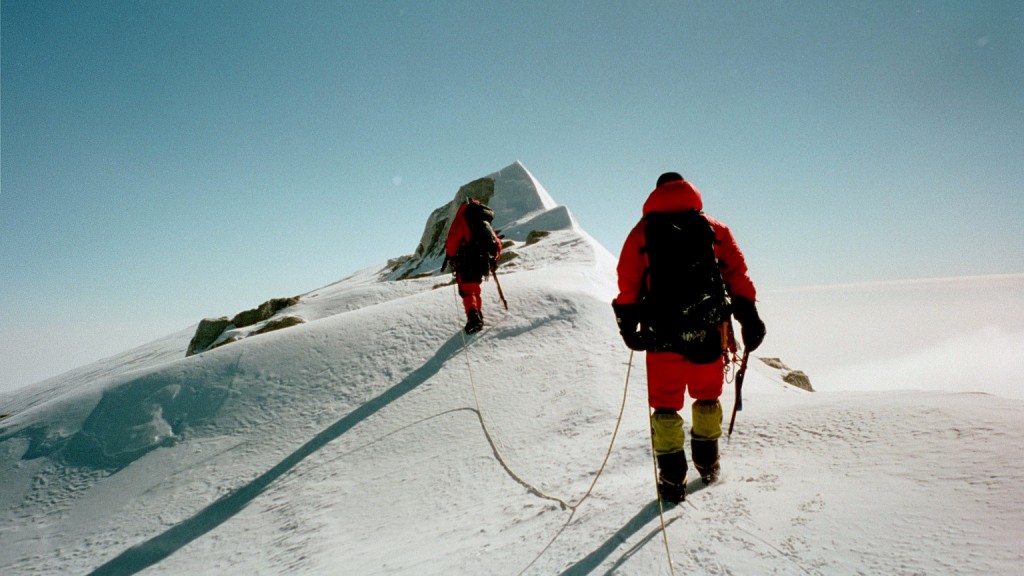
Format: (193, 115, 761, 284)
(2, 2, 1022, 390)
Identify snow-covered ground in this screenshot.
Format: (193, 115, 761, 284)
(2, 162, 1022, 575)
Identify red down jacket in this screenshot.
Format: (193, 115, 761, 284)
(445, 200, 502, 263)
(615, 179, 757, 306)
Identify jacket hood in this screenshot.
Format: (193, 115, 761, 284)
(642, 180, 703, 215)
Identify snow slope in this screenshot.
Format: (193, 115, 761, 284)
(1, 164, 1022, 575)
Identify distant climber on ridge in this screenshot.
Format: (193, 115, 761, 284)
(612, 171, 766, 503)
(445, 196, 502, 334)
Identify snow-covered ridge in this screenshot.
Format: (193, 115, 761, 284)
(0, 168, 639, 573)
(1, 163, 1021, 575)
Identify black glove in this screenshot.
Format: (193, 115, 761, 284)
(612, 300, 648, 351)
(732, 297, 766, 352)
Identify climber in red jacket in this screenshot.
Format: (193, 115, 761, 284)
(613, 172, 766, 503)
(445, 198, 502, 334)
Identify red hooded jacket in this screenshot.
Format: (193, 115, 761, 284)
(615, 180, 756, 306)
(445, 200, 502, 262)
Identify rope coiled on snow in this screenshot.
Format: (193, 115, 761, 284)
(451, 284, 682, 575)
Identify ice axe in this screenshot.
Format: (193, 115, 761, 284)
(490, 261, 508, 310)
(727, 350, 750, 439)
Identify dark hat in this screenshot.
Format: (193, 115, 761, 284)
(656, 172, 684, 187)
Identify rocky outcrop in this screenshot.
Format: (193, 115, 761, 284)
(230, 297, 300, 328)
(186, 297, 301, 357)
(186, 317, 233, 357)
(385, 161, 574, 281)
(253, 315, 306, 335)
(782, 370, 813, 391)
(525, 230, 551, 245)
(758, 357, 814, 392)
(412, 177, 496, 263)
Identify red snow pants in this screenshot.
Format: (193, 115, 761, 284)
(646, 351, 725, 410)
(456, 277, 482, 314)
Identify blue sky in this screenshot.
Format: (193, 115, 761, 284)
(2, 1, 1022, 390)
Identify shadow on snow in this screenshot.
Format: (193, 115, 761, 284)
(88, 332, 466, 576)
(560, 478, 708, 575)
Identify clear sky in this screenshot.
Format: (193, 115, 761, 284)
(2, 0, 1022, 391)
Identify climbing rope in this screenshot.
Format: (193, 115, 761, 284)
(452, 285, 636, 573)
(453, 284, 628, 510)
(648, 402, 678, 576)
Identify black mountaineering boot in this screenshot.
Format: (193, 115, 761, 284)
(691, 438, 720, 485)
(656, 451, 688, 503)
(691, 400, 723, 485)
(464, 309, 484, 334)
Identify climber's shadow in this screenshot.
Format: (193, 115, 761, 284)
(560, 478, 708, 575)
(88, 333, 466, 576)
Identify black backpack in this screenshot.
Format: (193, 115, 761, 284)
(640, 210, 731, 362)
(457, 200, 499, 280)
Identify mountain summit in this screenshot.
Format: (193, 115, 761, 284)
(387, 161, 590, 280)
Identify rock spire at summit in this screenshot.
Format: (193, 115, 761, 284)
(387, 161, 579, 280)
